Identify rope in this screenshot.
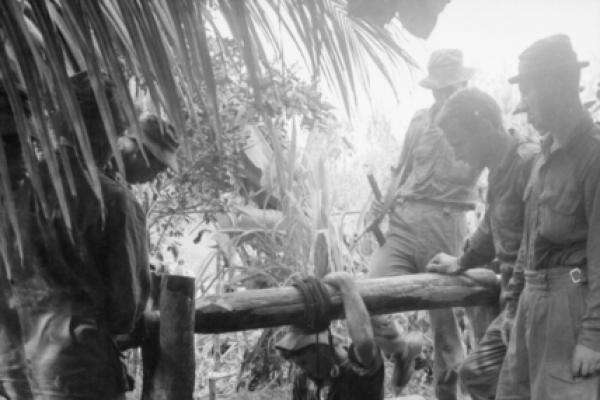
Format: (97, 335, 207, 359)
(292, 276, 333, 333)
(290, 277, 341, 396)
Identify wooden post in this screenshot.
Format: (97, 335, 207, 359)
(208, 378, 216, 400)
(142, 272, 162, 400)
(190, 268, 499, 333)
(146, 275, 196, 400)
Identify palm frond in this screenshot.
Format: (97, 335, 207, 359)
(0, 0, 444, 275)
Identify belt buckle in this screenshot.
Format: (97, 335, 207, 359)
(570, 268, 583, 284)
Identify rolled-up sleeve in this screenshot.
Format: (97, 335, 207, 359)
(578, 157, 600, 350)
(104, 193, 150, 334)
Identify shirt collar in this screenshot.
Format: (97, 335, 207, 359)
(541, 114, 594, 157)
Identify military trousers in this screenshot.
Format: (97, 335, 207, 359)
(369, 200, 487, 400)
(496, 268, 600, 400)
(459, 312, 506, 400)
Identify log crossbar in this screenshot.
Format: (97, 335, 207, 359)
(144, 268, 499, 334)
(139, 270, 499, 399)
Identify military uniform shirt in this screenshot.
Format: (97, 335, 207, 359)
(508, 116, 600, 351)
(0, 156, 149, 398)
(396, 107, 482, 207)
(459, 137, 539, 272)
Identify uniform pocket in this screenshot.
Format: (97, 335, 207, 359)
(538, 186, 580, 242)
(540, 187, 580, 215)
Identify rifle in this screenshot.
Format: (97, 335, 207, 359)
(366, 173, 386, 246)
(358, 129, 415, 248)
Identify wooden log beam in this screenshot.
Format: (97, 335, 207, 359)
(190, 268, 499, 334)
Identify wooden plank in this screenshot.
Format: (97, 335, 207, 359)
(191, 268, 499, 333)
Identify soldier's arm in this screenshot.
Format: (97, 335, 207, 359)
(392, 113, 422, 182)
(427, 211, 494, 275)
(323, 273, 381, 369)
(578, 157, 600, 351)
(105, 192, 150, 334)
(457, 210, 495, 269)
(372, 113, 421, 219)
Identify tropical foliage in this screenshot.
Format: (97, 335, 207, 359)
(0, 0, 445, 240)
(2, 0, 452, 398)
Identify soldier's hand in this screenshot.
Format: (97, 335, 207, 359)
(500, 311, 514, 346)
(369, 198, 385, 220)
(323, 271, 356, 291)
(499, 289, 511, 309)
(426, 252, 461, 274)
(572, 344, 600, 378)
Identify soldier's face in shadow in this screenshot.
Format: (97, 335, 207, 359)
(432, 82, 468, 106)
(518, 73, 579, 136)
(287, 343, 342, 382)
(518, 80, 549, 134)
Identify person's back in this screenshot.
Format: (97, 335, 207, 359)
(2, 153, 149, 398)
(0, 73, 150, 399)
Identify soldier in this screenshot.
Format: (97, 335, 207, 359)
(425, 87, 539, 399)
(369, 49, 483, 400)
(0, 84, 35, 399)
(495, 34, 600, 399)
(276, 272, 384, 400)
(116, 115, 179, 184)
(0, 72, 150, 399)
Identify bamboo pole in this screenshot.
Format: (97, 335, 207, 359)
(187, 268, 499, 334)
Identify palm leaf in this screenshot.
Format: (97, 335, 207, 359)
(0, 0, 444, 277)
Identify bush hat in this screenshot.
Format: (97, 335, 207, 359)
(508, 34, 588, 85)
(419, 49, 475, 90)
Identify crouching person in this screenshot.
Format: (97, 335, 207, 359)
(276, 272, 384, 400)
(116, 115, 179, 184)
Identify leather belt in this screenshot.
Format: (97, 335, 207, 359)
(524, 267, 587, 290)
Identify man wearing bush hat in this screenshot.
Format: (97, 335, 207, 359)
(117, 115, 180, 184)
(369, 48, 486, 400)
(0, 72, 150, 399)
(496, 34, 600, 400)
